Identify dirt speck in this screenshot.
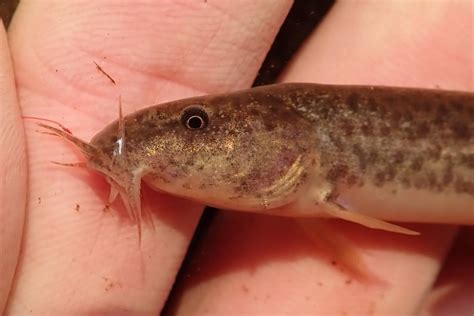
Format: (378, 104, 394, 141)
(93, 61, 116, 84)
(102, 277, 122, 292)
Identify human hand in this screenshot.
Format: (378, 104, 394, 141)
(2, 1, 293, 314)
(1, 1, 472, 315)
(0, 20, 27, 316)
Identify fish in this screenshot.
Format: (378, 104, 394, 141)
(39, 83, 474, 241)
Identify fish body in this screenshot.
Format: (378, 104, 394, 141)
(41, 83, 474, 233)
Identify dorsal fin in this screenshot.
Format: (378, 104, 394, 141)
(112, 96, 127, 168)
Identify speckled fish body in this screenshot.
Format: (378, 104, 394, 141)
(41, 83, 474, 232)
(271, 84, 474, 224)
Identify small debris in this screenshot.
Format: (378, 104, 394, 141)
(102, 276, 122, 292)
(93, 61, 116, 84)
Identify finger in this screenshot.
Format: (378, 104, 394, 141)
(6, 0, 291, 314)
(167, 1, 472, 314)
(282, 1, 472, 90)
(168, 214, 456, 315)
(418, 228, 474, 315)
(0, 23, 27, 314)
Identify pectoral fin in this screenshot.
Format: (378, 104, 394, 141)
(288, 180, 419, 236)
(321, 201, 419, 236)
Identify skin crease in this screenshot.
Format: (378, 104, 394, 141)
(2, 1, 472, 316)
(0, 25, 27, 314)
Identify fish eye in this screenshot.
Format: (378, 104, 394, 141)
(181, 106, 209, 130)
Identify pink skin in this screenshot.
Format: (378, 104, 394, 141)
(1, 1, 472, 316)
(0, 25, 27, 314)
(4, 0, 291, 314)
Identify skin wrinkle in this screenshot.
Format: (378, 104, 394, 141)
(71, 21, 230, 96)
(205, 1, 276, 42)
(0, 25, 27, 315)
(25, 2, 273, 102)
(14, 57, 121, 121)
(63, 45, 210, 102)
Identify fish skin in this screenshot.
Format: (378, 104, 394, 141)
(40, 83, 474, 230)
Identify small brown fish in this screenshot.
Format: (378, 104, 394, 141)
(40, 83, 474, 238)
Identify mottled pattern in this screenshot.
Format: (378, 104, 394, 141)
(90, 87, 319, 210)
(85, 83, 473, 214)
(275, 83, 474, 195)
